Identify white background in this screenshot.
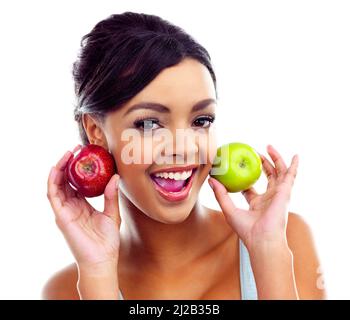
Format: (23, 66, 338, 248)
(0, 0, 349, 299)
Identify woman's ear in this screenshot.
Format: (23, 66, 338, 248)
(82, 114, 108, 149)
(82, 114, 118, 174)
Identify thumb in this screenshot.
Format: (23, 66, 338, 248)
(103, 174, 121, 227)
(208, 177, 247, 233)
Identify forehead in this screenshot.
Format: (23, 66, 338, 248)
(125, 58, 216, 107)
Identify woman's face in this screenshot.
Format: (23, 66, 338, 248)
(101, 58, 218, 224)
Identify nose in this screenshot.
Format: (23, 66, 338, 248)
(154, 128, 199, 165)
(172, 133, 199, 165)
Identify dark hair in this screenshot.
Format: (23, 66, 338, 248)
(72, 11, 218, 145)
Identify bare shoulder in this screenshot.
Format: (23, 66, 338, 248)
(203, 206, 234, 235)
(42, 263, 80, 300)
(202, 206, 240, 250)
(286, 212, 327, 299)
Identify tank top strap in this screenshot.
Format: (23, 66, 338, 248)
(118, 288, 124, 300)
(239, 238, 258, 300)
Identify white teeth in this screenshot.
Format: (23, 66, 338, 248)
(154, 170, 193, 180)
(174, 172, 181, 180)
(180, 172, 188, 180)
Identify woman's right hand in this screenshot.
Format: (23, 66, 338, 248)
(47, 144, 121, 274)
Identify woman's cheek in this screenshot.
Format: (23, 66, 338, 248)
(199, 127, 217, 165)
(117, 163, 150, 201)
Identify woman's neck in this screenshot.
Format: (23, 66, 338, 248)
(118, 191, 217, 273)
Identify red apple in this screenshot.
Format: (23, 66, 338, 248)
(66, 144, 117, 198)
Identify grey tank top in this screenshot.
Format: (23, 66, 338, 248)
(118, 238, 257, 300)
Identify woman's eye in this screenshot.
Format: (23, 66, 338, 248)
(134, 119, 160, 131)
(193, 116, 215, 128)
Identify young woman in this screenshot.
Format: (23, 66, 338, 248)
(44, 12, 326, 300)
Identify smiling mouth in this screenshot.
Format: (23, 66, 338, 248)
(149, 168, 198, 201)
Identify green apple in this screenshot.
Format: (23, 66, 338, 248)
(209, 142, 262, 193)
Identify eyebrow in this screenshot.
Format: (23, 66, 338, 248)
(123, 98, 217, 117)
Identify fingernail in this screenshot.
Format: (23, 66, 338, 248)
(115, 175, 120, 189)
(65, 151, 72, 159)
(49, 166, 55, 177)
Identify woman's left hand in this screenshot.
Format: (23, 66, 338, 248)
(208, 144, 299, 252)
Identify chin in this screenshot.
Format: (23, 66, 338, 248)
(157, 212, 190, 224)
(152, 207, 194, 224)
